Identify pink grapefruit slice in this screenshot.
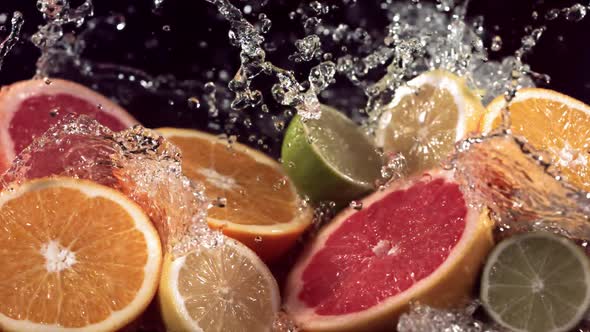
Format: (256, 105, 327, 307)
(0, 78, 138, 172)
(284, 170, 494, 332)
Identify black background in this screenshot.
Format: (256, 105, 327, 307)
(0, 0, 589, 131)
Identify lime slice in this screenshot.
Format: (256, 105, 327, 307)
(480, 232, 590, 332)
(281, 105, 382, 206)
(375, 70, 485, 174)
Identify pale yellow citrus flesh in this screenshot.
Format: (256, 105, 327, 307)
(159, 238, 280, 332)
(377, 70, 485, 174)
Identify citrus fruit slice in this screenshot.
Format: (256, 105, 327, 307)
(375, 70, 485, 174)
(0, 78, 138, 172)
(483, 88, 590, 191)
(284, 170, 494, 332)
(157, 128, 313, 262)
(480, 232, 590, 332)
(159, 237, 280, 332)
(281, 105, 382, 206)
(0, 177, 162, 332)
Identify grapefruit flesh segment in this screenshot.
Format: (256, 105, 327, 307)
(299, 178, 466, 315)
(10, 93, 128, 154)
(0, 79, 137, 172)
(285, 171, 494, 331)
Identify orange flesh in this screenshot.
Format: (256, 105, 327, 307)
(0, 186, 148, 327)
(167, 136, 298, 226)
(492, 97, 590, 191)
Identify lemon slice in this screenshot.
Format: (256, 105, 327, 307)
(376, 70, 485, 174)
(159, 238, 280, 332)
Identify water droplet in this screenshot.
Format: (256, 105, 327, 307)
(212, 197, 227, 208)
(49, 108, 59, 117)
(254, 236, 262, 243)
(204, 82, 216, 94)
(162, 24, 171, 32)
(545, 8, 560, 20)
(491, 35, 502, 52)
(564, 3, 587, 22)
(188, 97, 201, 109)
(349, 200, 363, 210)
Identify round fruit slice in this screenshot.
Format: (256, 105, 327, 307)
(284, 170, 494, 332)
(157, 128, 313, 262)
(0, 78, 138, 172)
(0, 177, 162, 332)
(375, 70, 485, 174)
(159, 237, 280, 332)
(281, 105, 382, 206)
(483, 88, 590, 191)
(480, 232, 590, 332)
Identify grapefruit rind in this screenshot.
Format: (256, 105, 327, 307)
(157, 127, 314, 262)
(0, 177, 162, 332)
(0, 79, 138, 171)
(284, 170, 494, 332)
(158, 238, 281, 332)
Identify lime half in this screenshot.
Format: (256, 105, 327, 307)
(480, 232, 590, 332)
(281, 105, 382, 206)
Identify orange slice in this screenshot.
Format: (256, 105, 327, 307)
(482, 88, 590, 191)
(157, 128, 313, 262)
(0, 177, 162, 332)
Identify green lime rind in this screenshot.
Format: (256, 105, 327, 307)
(480, 232, 590, 332)
(281, 107, 382, 207)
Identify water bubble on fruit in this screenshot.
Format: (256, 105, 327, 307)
(349, 201, 363, 210)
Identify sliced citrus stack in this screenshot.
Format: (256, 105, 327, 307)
(0, 78, 138, 173)
(158, 237, 280, 332)
(157, 128, 313, 262)
(375, 70, 485, 174)
(481, 232, 590, 332)
(483, 88, 590, 191)
(0, 177, 162, 332)
(284, 170, 494, 332)
(281, 105, 382, 207)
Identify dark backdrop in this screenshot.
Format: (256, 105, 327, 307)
(0, 0, 589, 132)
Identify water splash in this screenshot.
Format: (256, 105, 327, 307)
(0, 12, 24, 71)
(452, 131, 590, 241)
(32, 0, 94, 77)
(1, 116, 223, 256)
(398, 302, 500, 332)
(205, 0, 334, 119)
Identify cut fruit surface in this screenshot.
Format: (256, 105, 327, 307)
(158, 128, 312, 262)
(480, 232, 590, 332)
(158, 237, 280, 332)
(281, 105, 382, 206)
(0, 78, 138, 172)
(376, 70, 485, 174)
(483, 88, 590, 191)
(0, 177, 162, 332)
(284, 170, 494, 332)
